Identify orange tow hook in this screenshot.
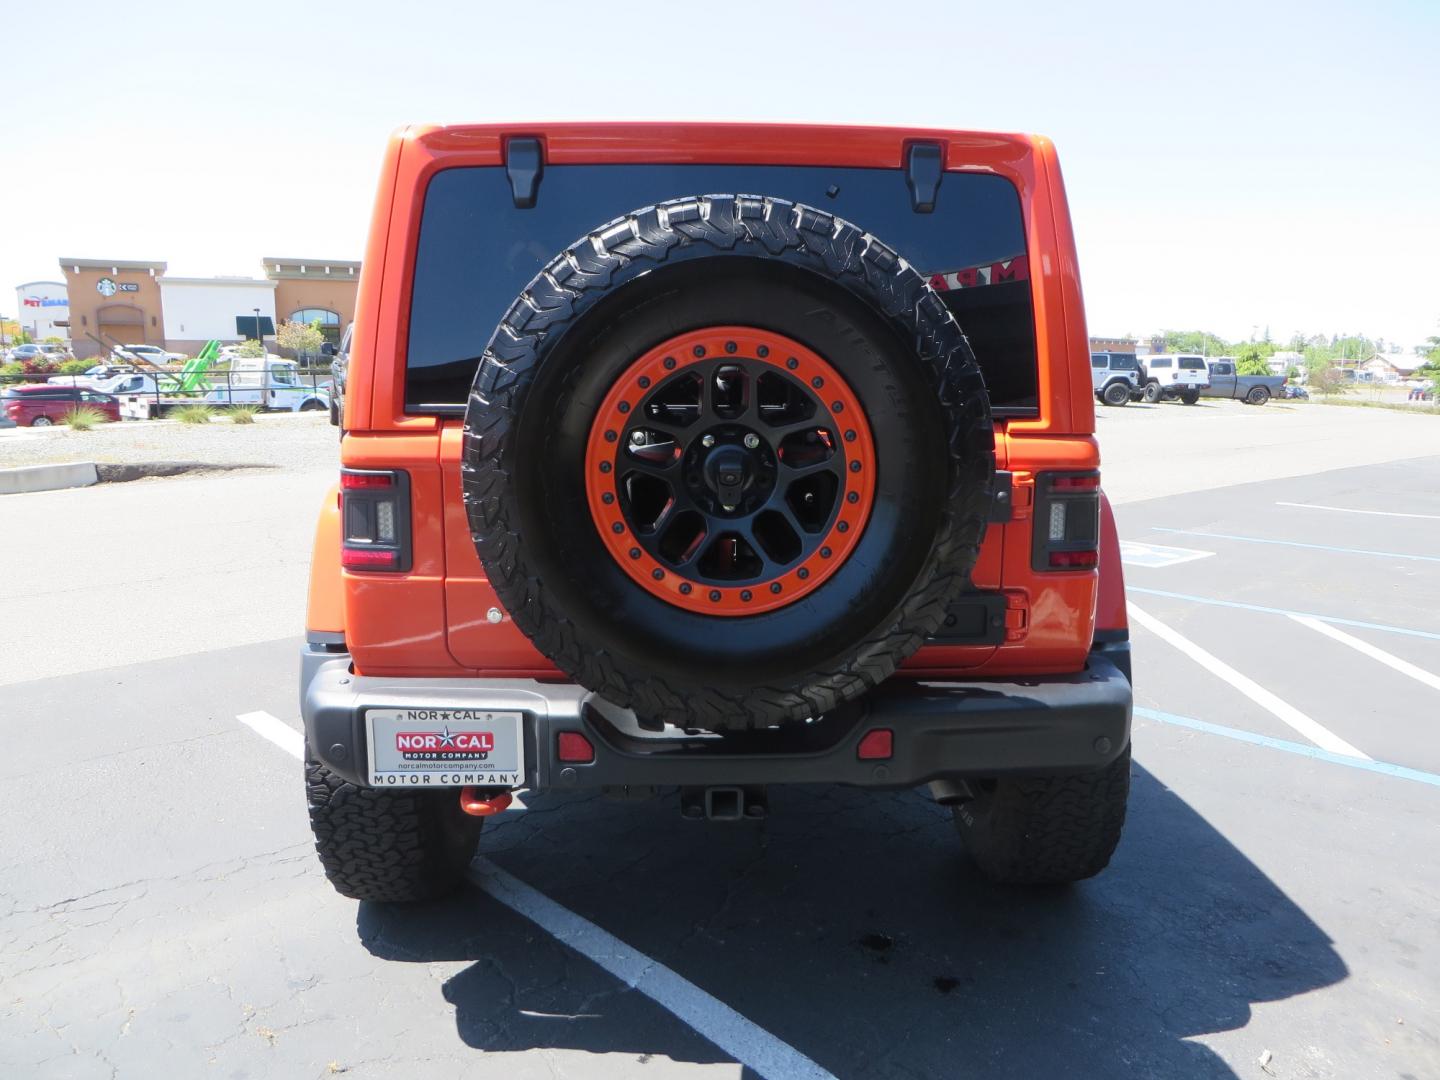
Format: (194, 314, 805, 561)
(458, 787, 512, 817)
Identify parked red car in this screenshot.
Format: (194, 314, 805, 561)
(1, 384, 121, 426)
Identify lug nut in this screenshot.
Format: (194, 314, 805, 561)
(630, 430, 645, 445)
(702, 434, 715, 448)
(743, 433, 760, 449)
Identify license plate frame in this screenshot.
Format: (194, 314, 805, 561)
(365, 708, 525, 788)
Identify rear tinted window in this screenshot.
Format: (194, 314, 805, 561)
(406, 165, 1039, 415)
(1179, 357, 1205, 369)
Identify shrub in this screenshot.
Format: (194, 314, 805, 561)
(63, 406, 106, 431)
(225, 405, 261, 424)
(58, 359, 90, 375)
(171, 404, 214, 424)
(236, 339, 265, 358)
(22, 357, 57, 375)
(0, 361, 23, 377)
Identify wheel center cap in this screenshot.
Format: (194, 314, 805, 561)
(704, 446, 753, 510)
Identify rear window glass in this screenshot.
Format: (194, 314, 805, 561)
(406, 164, 1039, 416)
(1091, 355, 1107, 368)
(1179, 357, 1205, 369)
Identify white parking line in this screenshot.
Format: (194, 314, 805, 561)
(1277, 501, 1440, 521)
(235, 712, 825, 1080)
(1289, 616, 1440, 693)
(1127, 603, 1371, 760)
(1120, 540, 1215, 568)
(470, 861, 837, 1080)
(237, 710, 305, 759)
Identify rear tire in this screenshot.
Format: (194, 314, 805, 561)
(305, 757, 484, 902)
(1102, 382, 1130, 407)
(951, 746, 1130, 884)
(1142, 381, 1161, 404)
(30, 415, 53, 427)
(1246, 385, 1271, 405)
(1179, 389, 1200, 405)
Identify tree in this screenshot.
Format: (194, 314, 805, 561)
(277, 319, 325, 358)
(1163, 330, 1230, 356)
(1234, 344, 1272, 376)
(236, 339, 265, 358)
(1310, 365, 1350, 397)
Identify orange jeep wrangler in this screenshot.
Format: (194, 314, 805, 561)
(302, 122, 1132, 902)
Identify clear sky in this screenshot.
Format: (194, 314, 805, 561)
(5, 0, 1437, 349)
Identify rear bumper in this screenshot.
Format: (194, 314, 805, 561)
(300, 641, 1132, 791)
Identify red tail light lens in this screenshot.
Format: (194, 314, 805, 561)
(340, 469, 411, 573)
(1048, 550, 1099, 569)
(1051, 474, 1100, 492)
(340, 471, 394, 490)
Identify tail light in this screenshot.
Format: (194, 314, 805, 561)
(1032, 471, 1100, 571)
(340, 468, 411, 572)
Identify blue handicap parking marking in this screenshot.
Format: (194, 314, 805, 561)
(1120, 540, 1216, 569)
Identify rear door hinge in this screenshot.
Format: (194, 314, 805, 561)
(905, 141, 945, 213)
(1002, 589, 1030, 643)
(505, 136, 544, 209)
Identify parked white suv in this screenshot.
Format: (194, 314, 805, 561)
(1091, 352, 1142, 407)
(1139, 354, 1211, 405)
(118, 343, 187, 363)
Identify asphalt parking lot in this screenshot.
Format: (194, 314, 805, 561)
(2, 401, 1438, 1079)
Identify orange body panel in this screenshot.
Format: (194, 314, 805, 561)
(305, 484, 345, 634)
(306, 122, 1109, 682)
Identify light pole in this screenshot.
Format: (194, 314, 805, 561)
(253, 308, 261, 348)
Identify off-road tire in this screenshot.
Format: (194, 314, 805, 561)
(305, 756, 483, 902)
(462, 194, 993, 730)
(1246, 385, 1271, 405)
(951, 746, 1131, 884)
(1179, 389, 1200, 405)
(1102, 381, 1130, 406)
(1142, 381, 1162, 404)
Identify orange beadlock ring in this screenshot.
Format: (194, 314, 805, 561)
(583, 326, 876, 616)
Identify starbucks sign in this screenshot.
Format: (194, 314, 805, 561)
(95, 277, 139, 296)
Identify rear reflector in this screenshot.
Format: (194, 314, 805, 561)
(857, 729, 893, 760)
(342, 547, 399, 569)
(557, 731, 595, 763)
(1048, 550, 1099, 569)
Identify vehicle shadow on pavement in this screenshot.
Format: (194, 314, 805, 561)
(358, 764, 1346, 1079)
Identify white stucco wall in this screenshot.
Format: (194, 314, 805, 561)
(15, 281, 70, 341)
(160, 278, 278, 343)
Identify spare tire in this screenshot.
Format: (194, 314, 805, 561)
(462, 195, 993, 729)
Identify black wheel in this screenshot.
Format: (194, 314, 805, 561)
(1142, 381, 1161, 404)
(1102, 381, 1130, 407)
(952, 746, 1131, 884)
(300, 399, 326, 412)
(1179, 389, 1200, 405)
(305, 756, 484, 902)
(1246, 385, 1271, 405)
(463, 194, 994, 730)
(329, 398, 340, 426)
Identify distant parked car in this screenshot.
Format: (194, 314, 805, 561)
(328, 325, 352, 429)
(1281, 385, 1309, 400)
(2, 384, 121, 426)
(118, 343, 187, 363)
(1138, 354, 1211, 404)
(5, 343, 47, 364)
(1202, 359, 1287, 405)
(1090, 351, 1142, 406)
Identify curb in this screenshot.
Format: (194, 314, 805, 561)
(0, 461, 99, 495)
(1, 460, 271, 495)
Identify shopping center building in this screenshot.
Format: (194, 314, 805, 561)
(52, 257, 359, 359)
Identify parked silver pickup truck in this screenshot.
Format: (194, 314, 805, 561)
(1202, 359, 1287, 405)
